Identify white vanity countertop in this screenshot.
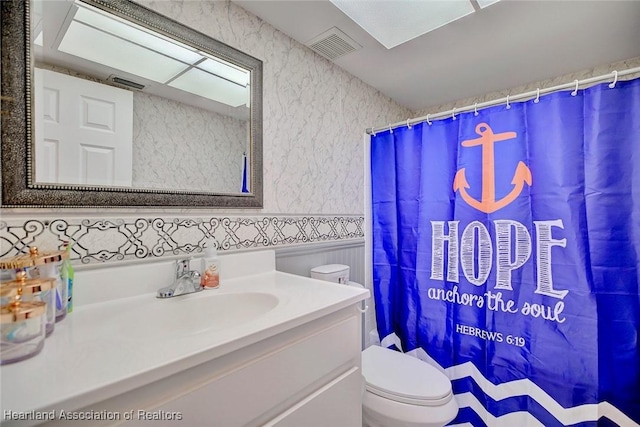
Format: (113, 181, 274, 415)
(0, 269, 369, 420)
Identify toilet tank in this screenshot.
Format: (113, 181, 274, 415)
(310, 264, 350, 284)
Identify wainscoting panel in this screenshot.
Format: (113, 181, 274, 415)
(275, 240, 376, 347)
(275, 240, 365, 285)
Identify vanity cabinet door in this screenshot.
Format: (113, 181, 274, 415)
(110, 311, 361, 427)
(264, 366, 362, 427)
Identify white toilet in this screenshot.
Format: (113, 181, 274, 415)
(310, 265, 458, 427)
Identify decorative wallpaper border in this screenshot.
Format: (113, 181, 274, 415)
(0, 216, 364, 265)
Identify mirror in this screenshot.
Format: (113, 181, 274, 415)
(1, 0, 263, 208)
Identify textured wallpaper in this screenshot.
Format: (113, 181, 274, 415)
(413, 56, 640, 118)
(132, 92, 248, 193)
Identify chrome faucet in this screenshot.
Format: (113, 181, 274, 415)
(157, 258, 203, 298)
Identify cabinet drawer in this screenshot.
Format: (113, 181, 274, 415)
(264, 367, 362, 427)
(134, 314, 360, 426)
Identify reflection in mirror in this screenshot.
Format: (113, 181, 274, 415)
(33, 0, 251, 193)
(0, 0, 262, 207)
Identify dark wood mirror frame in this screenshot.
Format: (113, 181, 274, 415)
(1, 0, 263, 208)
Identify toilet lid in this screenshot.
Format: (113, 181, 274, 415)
(362, 346, 452, 406)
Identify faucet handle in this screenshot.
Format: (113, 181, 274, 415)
(189, 270, 203, 291)
(176, 258, 192, 278)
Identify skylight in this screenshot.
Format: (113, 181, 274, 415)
(476, 0, 501, 9)
(73, 6, 203, 65)
(55, 1, 250, 108)
(330, 0, 500, 49)
(169, 68, 250, 108)
(58, 20, 189, 83)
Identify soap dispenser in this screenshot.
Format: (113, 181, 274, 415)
(201, 241, 220, 289)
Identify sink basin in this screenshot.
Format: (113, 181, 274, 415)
(108, 292, 279, 340)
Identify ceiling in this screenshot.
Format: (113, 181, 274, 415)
(233, 0, 640, 111)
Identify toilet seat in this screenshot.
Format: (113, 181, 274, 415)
(362, 346, 453, 407)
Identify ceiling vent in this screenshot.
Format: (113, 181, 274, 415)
(306, 27, 361, 61)
(107, 75, 145, 91)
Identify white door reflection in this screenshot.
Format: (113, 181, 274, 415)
(34, 67, 134, 187)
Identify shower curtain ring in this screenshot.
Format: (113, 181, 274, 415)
(452, 108, 456, 120)
(534, 88, 540, 104)
(474, 103, 478, 116)
(389, 124, 393, 134)
(406, 118, 411, 129)
(609, 70, 618, 88)
(426, 114, 432, 125)
(370, 126, 376, 136)
(571, 80, 579, 96)
(506, 95, 511, 109)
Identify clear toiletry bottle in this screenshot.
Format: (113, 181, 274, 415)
(201, 242, 220, 289)
(22, 247, 68, 322)
(62, 241, 74, 314)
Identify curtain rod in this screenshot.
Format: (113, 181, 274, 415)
(366, 66, 640, 135)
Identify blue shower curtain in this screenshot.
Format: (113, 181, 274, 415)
(370, 78, 640, 426)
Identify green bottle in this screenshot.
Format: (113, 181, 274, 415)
(62, 240, 75, 313)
